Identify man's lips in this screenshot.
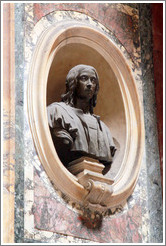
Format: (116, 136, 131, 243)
(85, 89, 93, 93)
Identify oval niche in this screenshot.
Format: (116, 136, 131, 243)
(28, 21, 144, 212)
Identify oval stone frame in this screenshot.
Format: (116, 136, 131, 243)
(28, 22, 144, 211)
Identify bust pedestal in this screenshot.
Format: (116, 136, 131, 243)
(68, 157, 114, 212)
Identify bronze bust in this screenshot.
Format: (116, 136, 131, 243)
(47, 65, 116, 167)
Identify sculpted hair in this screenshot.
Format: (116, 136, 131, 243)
(61, 64, 99, 114)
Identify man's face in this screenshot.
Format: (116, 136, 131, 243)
(76, 68, 97, 101)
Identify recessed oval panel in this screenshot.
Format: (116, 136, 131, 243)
(47, 42, 126, 180)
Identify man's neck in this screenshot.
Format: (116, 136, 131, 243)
(75, 98, 90, 114)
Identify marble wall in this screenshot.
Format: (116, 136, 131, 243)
(3, 3, 15, 243)
(3, 2, 163, 244)
(151, 3, 163, 189)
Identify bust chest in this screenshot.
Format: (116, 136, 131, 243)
(81, 113, 99, 154)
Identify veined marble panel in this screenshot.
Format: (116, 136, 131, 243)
(22, 4, 148, 243)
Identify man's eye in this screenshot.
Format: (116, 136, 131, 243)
(91, 78, 96, 83)
(81, 76, 87, 81)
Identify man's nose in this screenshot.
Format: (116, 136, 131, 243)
(87, 79, 92, 88)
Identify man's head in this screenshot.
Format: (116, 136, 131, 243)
(61, 64, 99, 114)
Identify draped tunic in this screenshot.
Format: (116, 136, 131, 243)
(47, 102, 116, 164)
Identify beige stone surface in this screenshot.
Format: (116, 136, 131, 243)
(68, 157, 104, 175)
(3, 3, 15, 243)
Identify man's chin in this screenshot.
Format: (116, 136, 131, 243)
(77, 95, 93, 100)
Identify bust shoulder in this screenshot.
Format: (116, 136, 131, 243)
(47, 101, 69, 110)
(47, 102, 75, 116)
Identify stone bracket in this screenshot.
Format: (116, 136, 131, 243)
(68, 157, 114, 212)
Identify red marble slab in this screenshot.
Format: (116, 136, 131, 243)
(33, 3, 139, 60)
(34, 170, 142, 243)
